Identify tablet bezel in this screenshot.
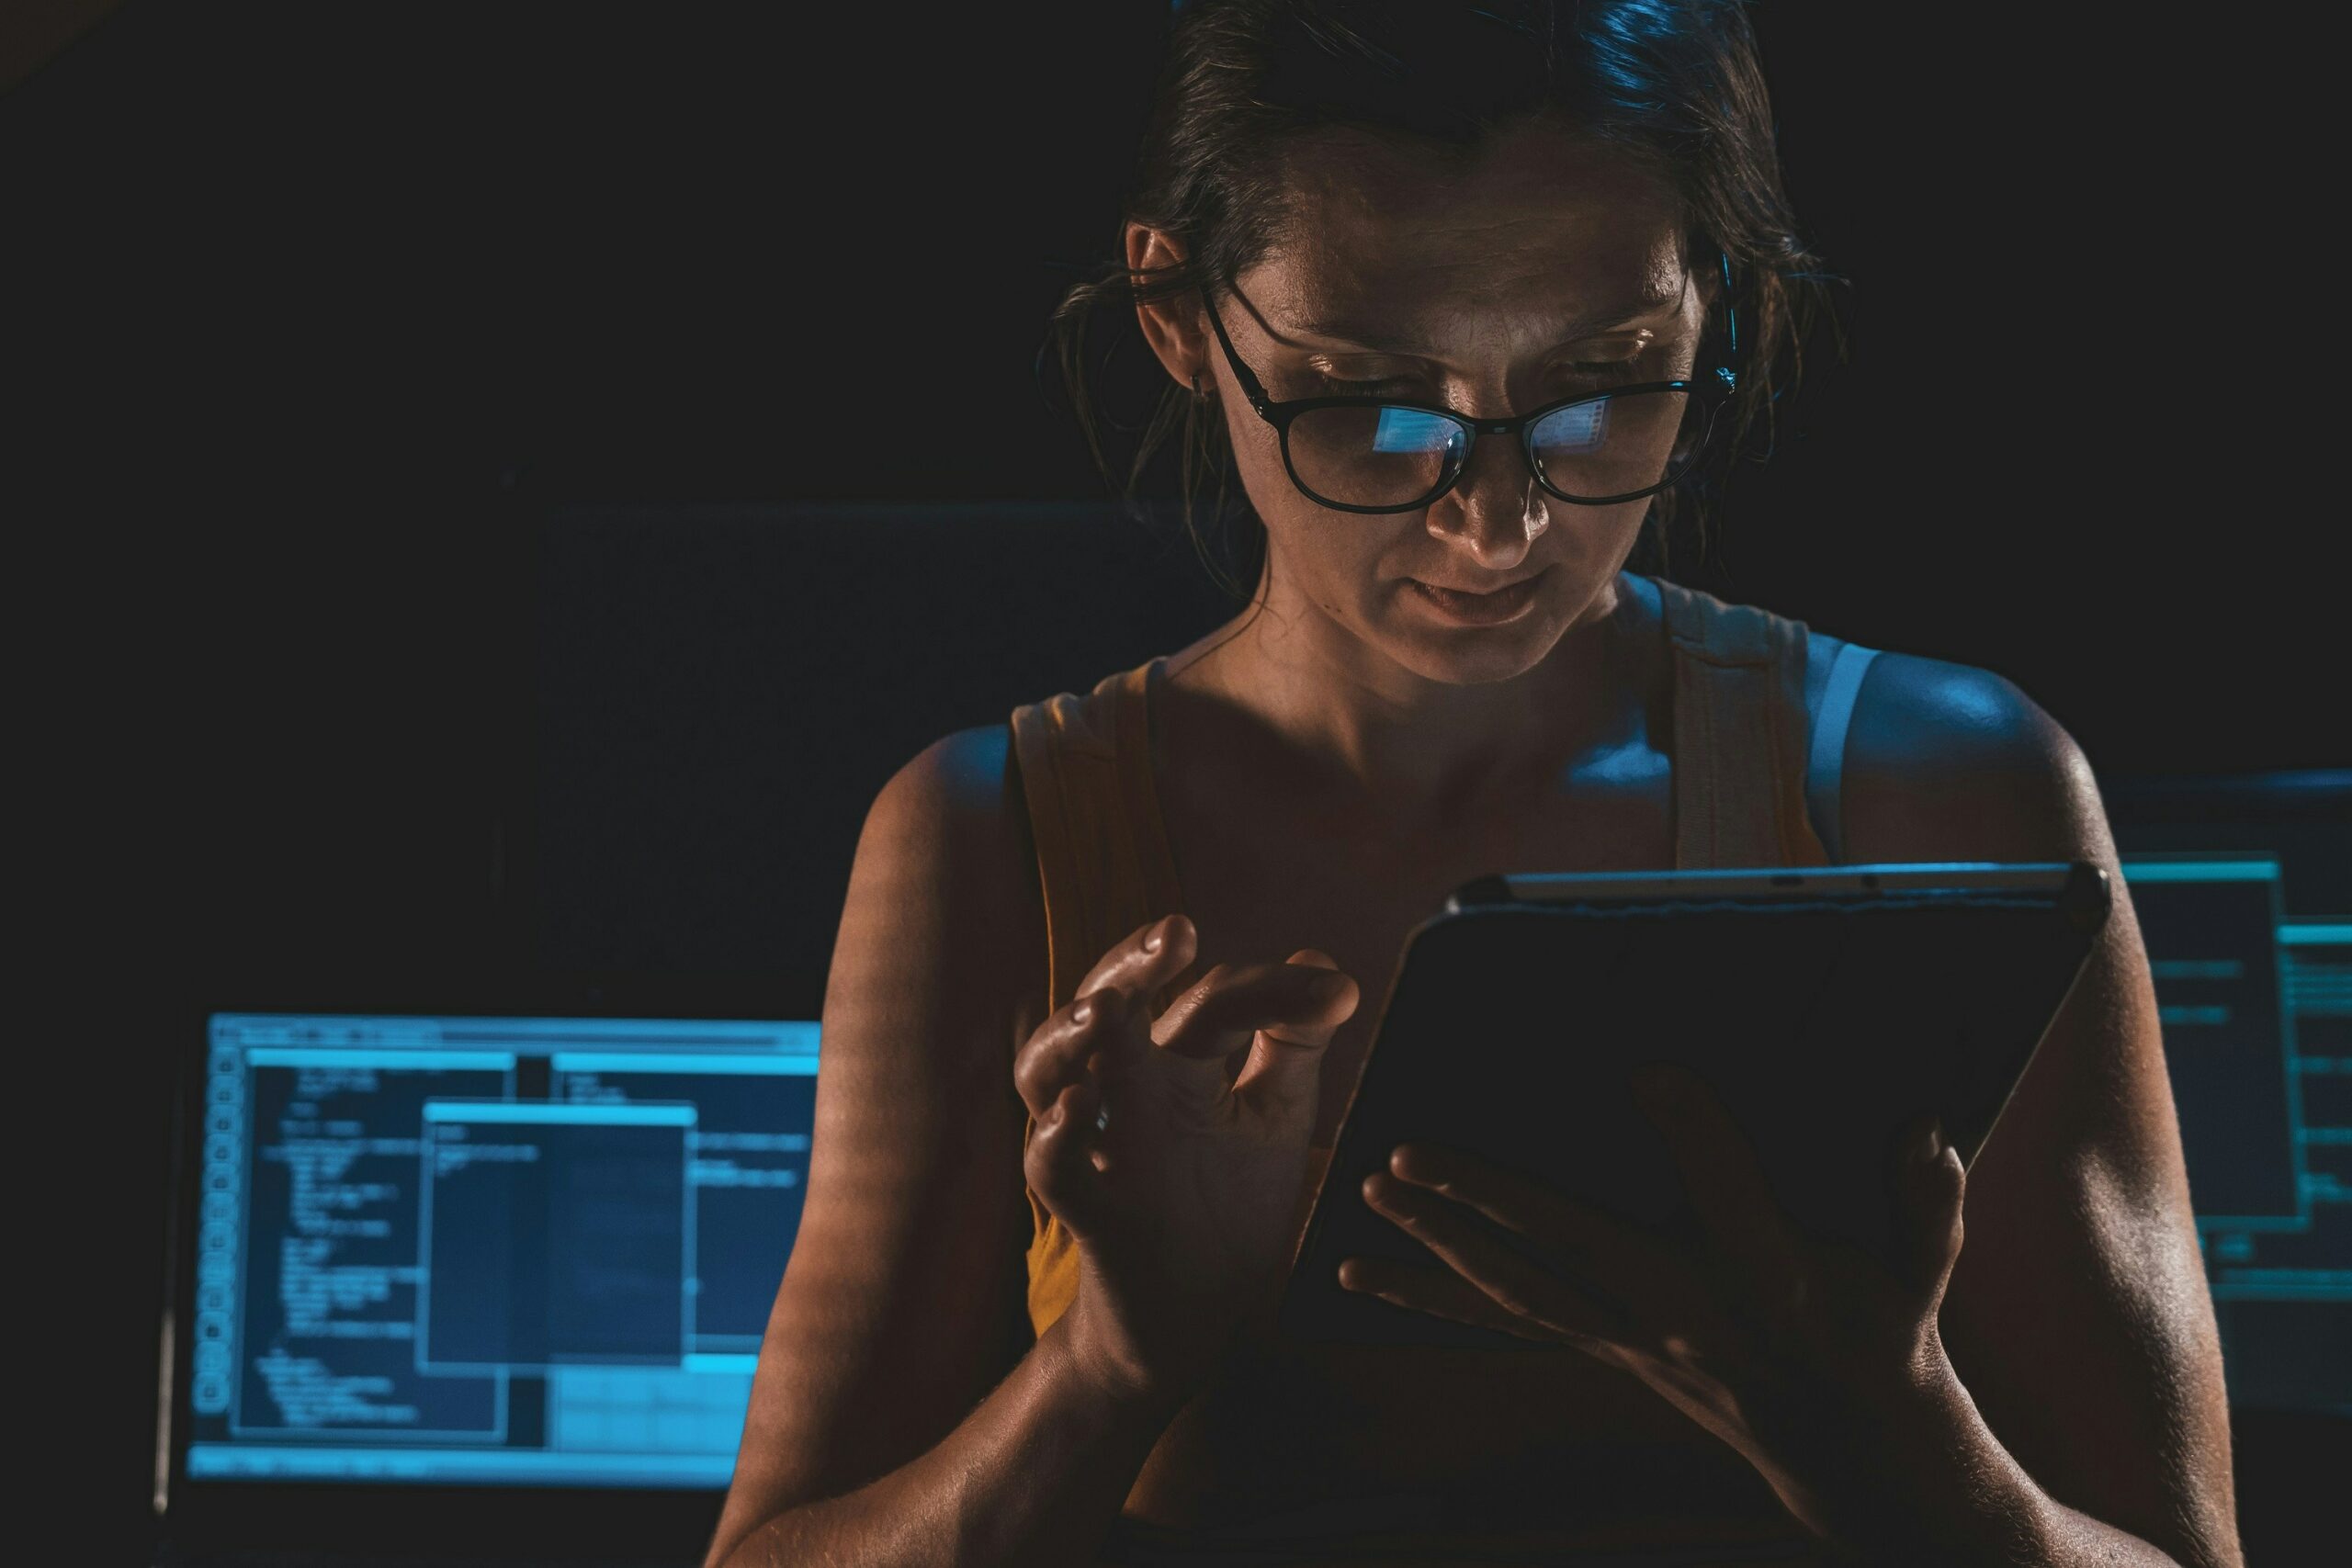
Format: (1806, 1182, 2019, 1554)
(1454, 861, 2086, 911)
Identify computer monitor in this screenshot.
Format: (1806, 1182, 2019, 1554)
(157, 1003, 820, 1561)
(2110, 770, 2351, 1416)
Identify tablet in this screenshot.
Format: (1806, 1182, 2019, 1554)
(1276, 861, 2112, 1351)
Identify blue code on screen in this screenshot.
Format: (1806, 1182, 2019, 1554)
(183, 1015, 818, 1489)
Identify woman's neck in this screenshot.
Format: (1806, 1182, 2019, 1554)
(1162, 562, 1661, 838)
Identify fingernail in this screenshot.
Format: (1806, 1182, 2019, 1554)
(1914, 1121, 1944, 1167)
(1143, 921, 1164, 953)
(1071, 998, 1093, 1027)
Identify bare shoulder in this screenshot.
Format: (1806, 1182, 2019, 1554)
(870, 721, 1032, 880)
(832, 728, 1044, 1062)
(1836, 649, 2106, 865)
(854, 722, 1050, 1032)
(704, 722, 1046, 1563)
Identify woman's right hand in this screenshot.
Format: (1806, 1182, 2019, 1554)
(1014, 913, 1360, 1406)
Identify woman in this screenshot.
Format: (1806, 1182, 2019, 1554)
(706, 4, 2241, 1564)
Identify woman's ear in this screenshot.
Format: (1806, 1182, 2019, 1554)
(1125, 221, 1210, 395)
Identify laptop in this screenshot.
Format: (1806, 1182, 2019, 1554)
(153, 992, 820, 1566)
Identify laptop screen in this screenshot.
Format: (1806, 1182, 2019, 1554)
(179, 1013, 815, 1489)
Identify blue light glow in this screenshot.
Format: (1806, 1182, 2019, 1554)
(244, 1049, 518, 1072)
(1369, 406, 1460, 455)
(2120, 859, 2282, 883)
(187, 1444, 738, 1484)
(550, 1053, 820, 1076)
(421, 1100, 695, 1125)
(1532, 398, 1608, 456)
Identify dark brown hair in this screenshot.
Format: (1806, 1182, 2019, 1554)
(1045, 0, 1832, 601)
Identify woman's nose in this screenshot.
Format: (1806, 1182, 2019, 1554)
(1425, 431, 1545, 571)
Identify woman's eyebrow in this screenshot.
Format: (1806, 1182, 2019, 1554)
(1272, 300, 1679, 357)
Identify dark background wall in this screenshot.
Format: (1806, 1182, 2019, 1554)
(8, 3, 2342, 1559)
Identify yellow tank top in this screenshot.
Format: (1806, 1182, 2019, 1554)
(1005, 574, 1833, 1338)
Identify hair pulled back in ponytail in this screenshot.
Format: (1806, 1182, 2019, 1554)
(1045, 0, 1832, 602)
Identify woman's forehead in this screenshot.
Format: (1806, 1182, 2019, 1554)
(1243, 123, 1692, 353)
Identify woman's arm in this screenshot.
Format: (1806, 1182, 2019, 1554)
(1339, 652, 2245, 1567)
(714, 1314, 1187, 1567)
(703, 723, 1359, 1566)
(703, 725, 1165, 1567)
(1836, 652, 2243, 1567)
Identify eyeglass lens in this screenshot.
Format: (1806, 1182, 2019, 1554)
(1284, 387, 1701, 509)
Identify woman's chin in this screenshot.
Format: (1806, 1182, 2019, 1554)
(1366, 576, 1559, 683)
(1381, 615, 1561, 685)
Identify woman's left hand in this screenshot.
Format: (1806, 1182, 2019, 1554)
(1339, 1062, 1972, 1545)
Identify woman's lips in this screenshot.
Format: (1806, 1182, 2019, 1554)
(1402, 569, 1544, 626)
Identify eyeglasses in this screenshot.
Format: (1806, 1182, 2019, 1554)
(1196, 277, 1738, 514)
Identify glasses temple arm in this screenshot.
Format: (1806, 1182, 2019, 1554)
(1196, 284, 1274, 412)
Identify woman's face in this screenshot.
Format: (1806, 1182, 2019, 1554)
(1143, 120, 1707, 688)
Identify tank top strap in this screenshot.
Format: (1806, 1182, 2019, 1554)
(1007, 658, 1184, 1017)
(1651, 576, 1832, 871)
(1006, 657, 1182, 1337)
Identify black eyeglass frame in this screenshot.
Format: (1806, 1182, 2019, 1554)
(1194, 261, 1741, 514)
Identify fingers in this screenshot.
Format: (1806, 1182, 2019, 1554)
(1153, 952, 1358, 1064)
(1013, 981, 1129, 1120)
(1336, 1254, 1559, 1345)
(1360, 1169, 1627, 1345)
(1025, 1079, 1112, 1240)
(1015, 915, 1194, 1120)
(1232, 948, 1357, 1102)
(1072, 912, 1196, 1003)
(1022, 919, 1359, 1134)
(1385, 1142, 1688, 1322)
(1895, 1112, 1966, 1298)
(1385, 1144, 1737, 1357)
(1388, 1142, 1621, 1258)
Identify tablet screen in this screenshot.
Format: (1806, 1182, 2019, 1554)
(1277, 862, 2109, 1350)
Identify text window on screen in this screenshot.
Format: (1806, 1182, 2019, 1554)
(186, 1015, 818, 1488)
